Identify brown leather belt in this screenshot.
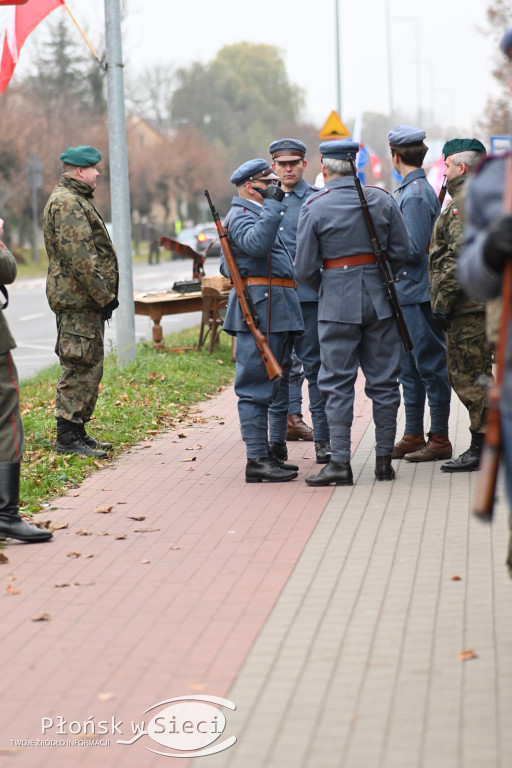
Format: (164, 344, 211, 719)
(323, 253, 386, 269)
(242, 277, 298, 289)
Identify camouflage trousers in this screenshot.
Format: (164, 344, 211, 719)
(445, 312, 493, 432)
(55, 311, 105, 425)
(0, 351, 24, 462)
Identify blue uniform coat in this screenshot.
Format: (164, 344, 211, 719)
(393, 168, 440, 305)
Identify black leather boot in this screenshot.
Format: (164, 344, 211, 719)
(305, 461, 353, 487)
(440, 430, 483, 473)
(78, 423, 113, 451)
(315, 440, 332, 464)
(55, 417, 108, 459)
(375, 454, 395, 480)
(246, 457, 298, 483)
(0, 463, 52, 543)
(268, 442, 298, 471)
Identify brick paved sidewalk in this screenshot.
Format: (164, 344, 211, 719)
(0, 375, 510, 768)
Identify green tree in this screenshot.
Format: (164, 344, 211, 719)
(171, 42, 304, 168)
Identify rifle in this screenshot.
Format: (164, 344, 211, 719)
(158, 237, 205, 280)
(347, 155, 413, 352)
(204, 190, 283, 382)
(438, 176, 448, 207)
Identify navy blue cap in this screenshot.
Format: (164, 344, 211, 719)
(319, 140, 359, 160)
(59, 145, 102, 167)
(230, 158, 279, 186)
(501, 27, 512, 59)
(269, 138, 307, 161)
(388, 126, 426, 146)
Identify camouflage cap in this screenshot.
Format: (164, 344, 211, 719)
(442, 138, 486, 159)
(59, 145, 102, 167)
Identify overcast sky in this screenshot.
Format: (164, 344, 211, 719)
(0, 0, 505, 138)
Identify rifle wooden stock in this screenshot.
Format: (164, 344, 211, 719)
(438, 177, 448, 207)
(204, 190, 283, 382)
(347, 156, 413, 352)
(473, 384, 501, 521)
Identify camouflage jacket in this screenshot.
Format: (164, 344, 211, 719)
(0, 241, 17, 354)
(44, 176, 119, 314)
(429, 174, 484, 317)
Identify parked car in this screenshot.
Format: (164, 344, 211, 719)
(196, 224, 221, 257)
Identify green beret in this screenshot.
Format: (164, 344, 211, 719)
(59, 145, 102, 167)
(442, 138, 486, 160)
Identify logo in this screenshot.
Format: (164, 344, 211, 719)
(117, 695, 236, 757)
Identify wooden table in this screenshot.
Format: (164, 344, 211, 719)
(134, 290, 204, 349)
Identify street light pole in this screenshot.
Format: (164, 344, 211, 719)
(335, 0, 341, 116)
(385, 0, 394, 128)
(104, 0, 136, 363)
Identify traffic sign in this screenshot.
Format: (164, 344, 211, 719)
(318, 110, 350, 139)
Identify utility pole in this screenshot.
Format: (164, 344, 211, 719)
(104, 0, 136, 363)
(26, 151, 42, 264)
(335, 0, 341, 116)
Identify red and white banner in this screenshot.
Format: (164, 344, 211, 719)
(0, 0, 64, 94)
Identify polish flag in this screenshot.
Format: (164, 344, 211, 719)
(0, 0, 64, 94)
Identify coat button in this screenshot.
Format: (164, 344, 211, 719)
(280, 211, 285, 216)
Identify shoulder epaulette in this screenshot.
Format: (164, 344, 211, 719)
(364, 185, 391, 197)
(305, 188, 330, 205)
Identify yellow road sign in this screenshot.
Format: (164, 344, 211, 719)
(318, 110, 350, 139)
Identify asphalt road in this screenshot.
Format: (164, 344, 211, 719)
(7, 256, 222, 382)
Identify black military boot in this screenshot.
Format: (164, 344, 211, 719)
(375, 454, 395, 481)
(268, 441, 298, 471)
(55, 417, 108, 459)
(246, 457, 298, 483)
(440, 430, 484, 473)
(314, 440, 332, 464)
(78, 423, 113, 451)
(0, 463, 52, 543)
(305, 461, 353, 487)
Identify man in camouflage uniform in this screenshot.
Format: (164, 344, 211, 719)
(0, 220, 52, 542)
(429, 138, 492, 472)
(43, 146, 119, 458)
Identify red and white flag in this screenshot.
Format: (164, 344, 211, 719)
(0, 0, 64, 94)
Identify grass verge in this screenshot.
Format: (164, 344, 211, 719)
(19, 327, 235, 515)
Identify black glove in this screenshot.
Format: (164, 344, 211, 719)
(432, 310, 451, 331)
(101, 297, 119, 321)
(252, 184, 285, 203)
(483, 214, 512, 273)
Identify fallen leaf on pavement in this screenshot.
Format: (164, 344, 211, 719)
(97, 692, 117, 702)
(458, 649, 478, 661)
(451, 575, 462, 581)
(67, 551, 82, 558)
(6, 584, 20, 595)
(32, 613, 51, 621)
(94, 505, 113, 514)
(76, 529, 93, 536)
(51, 522, 69, 531)
(127, 516, 145, 521)
(0, 553, 9, 564)
(180, 456, 196, 462)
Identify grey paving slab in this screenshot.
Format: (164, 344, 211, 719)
(196, 394, 512, 768)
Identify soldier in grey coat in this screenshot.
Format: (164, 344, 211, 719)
(295, 140, 410, 486)
(43, 146, 119, 459)
(0, 222, 52, 543)
(220, 158, 305, 483)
